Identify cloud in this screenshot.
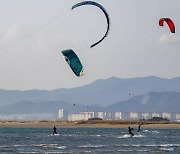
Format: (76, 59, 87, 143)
(1, 24, 21, 44)
(157, 34, 180, 45)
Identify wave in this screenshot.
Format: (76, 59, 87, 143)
(118, 134, 146, 138)
(57, 146, 67, 150)
(118, 149, 149, 152)
(143, 130, 159, 133)
(78, 144, 106, 148)
(159, 147, 174, 151)
(160, 144, 180, 147)
(48, 133, 61, 136)
(18, 152, 66, 154)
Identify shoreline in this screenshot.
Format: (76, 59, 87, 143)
(0, 120, 179, 128)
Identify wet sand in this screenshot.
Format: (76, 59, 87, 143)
(0, 120, 179, 128)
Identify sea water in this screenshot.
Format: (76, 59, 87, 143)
(0, 127, 180, 153)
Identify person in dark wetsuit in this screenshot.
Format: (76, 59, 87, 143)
(53, 126, 57, 134)
(137, 123, 142, 132)
(128, 126, 134, 137)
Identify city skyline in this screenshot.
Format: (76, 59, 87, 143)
(0, 110, 179, 122)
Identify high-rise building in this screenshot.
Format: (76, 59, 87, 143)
(140, 112, 149, 120)
(130, 112, 138, 120)
(152, 112, 160, 118)
(162, 112, 171, 120)
(115, 112, 122, 120)
(68, 112, 94, 121)
(97, 112, 104, 119)
(58, 109, 68, 120)
(175, 113, 180, 122)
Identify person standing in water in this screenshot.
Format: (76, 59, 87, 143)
(128, 126, 134, 137)
(53, 126, 57, 134)
(137, 123, 142, 132)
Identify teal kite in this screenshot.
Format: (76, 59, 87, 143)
(61, 49, 85, 77)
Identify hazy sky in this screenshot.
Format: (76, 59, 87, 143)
(0, 0, 179, 90)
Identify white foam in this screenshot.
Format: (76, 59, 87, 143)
(0, 145, 7, 148)
(57, 146, 67, 150)
(118, 150, 134, 152)
(49, 133, 60, 136)
(94, 134, 101, 137)
(89, 134, 101, 137)
(37, 144, 58, 148)
(118, 134, 132, 138)
(160, 147, 174, 151)
(160, 144, 180, 147)
(133, 134, 146, 137)
(146, 144, 157, 147)
(143, 129, 149, 132)
(152, 131, 159, 133)
(118, 149, 149, 152)
(19, 152, 40, 154)
(78, 144, 105, 148)
(143, 130, 159, 133)
(80, 151, 92, 153)
(118, 134, 145, 138)
(131, 144, 141, 147)
(13, 144, 29, 147)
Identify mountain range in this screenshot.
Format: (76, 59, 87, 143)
(0, 76, 180, 114)
(0, 76, 180, 107)
(105, 91, 180, 112)
(0, 91, 179, 115)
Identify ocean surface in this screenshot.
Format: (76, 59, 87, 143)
(0, 127, 180, 153)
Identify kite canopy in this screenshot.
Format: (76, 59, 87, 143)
(61, 49, 85, 77)
(72, 1, 110, 48)
(159, 18, 175, 33)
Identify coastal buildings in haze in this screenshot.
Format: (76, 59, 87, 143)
(66, 111, 180, 122)
(0, 109, 179, 122)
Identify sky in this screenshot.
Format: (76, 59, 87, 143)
(0, 0, 180, 90)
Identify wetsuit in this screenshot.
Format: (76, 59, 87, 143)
(138, 124, 142, 132)
(53, 126, 57, 134)
(128, 126, 134, 136)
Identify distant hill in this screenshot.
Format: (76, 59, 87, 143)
(0, 100, 102, 115)
(105, 92, 180, 112)
(0, 92, 179, 115)
(0, 76, 180, 106)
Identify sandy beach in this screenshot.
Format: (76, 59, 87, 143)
(0, 120, 179, 129)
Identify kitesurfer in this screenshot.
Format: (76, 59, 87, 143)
(128, 126, 134, 137)
(137, 123, 142, 132)
(53, 126, 57, 134)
